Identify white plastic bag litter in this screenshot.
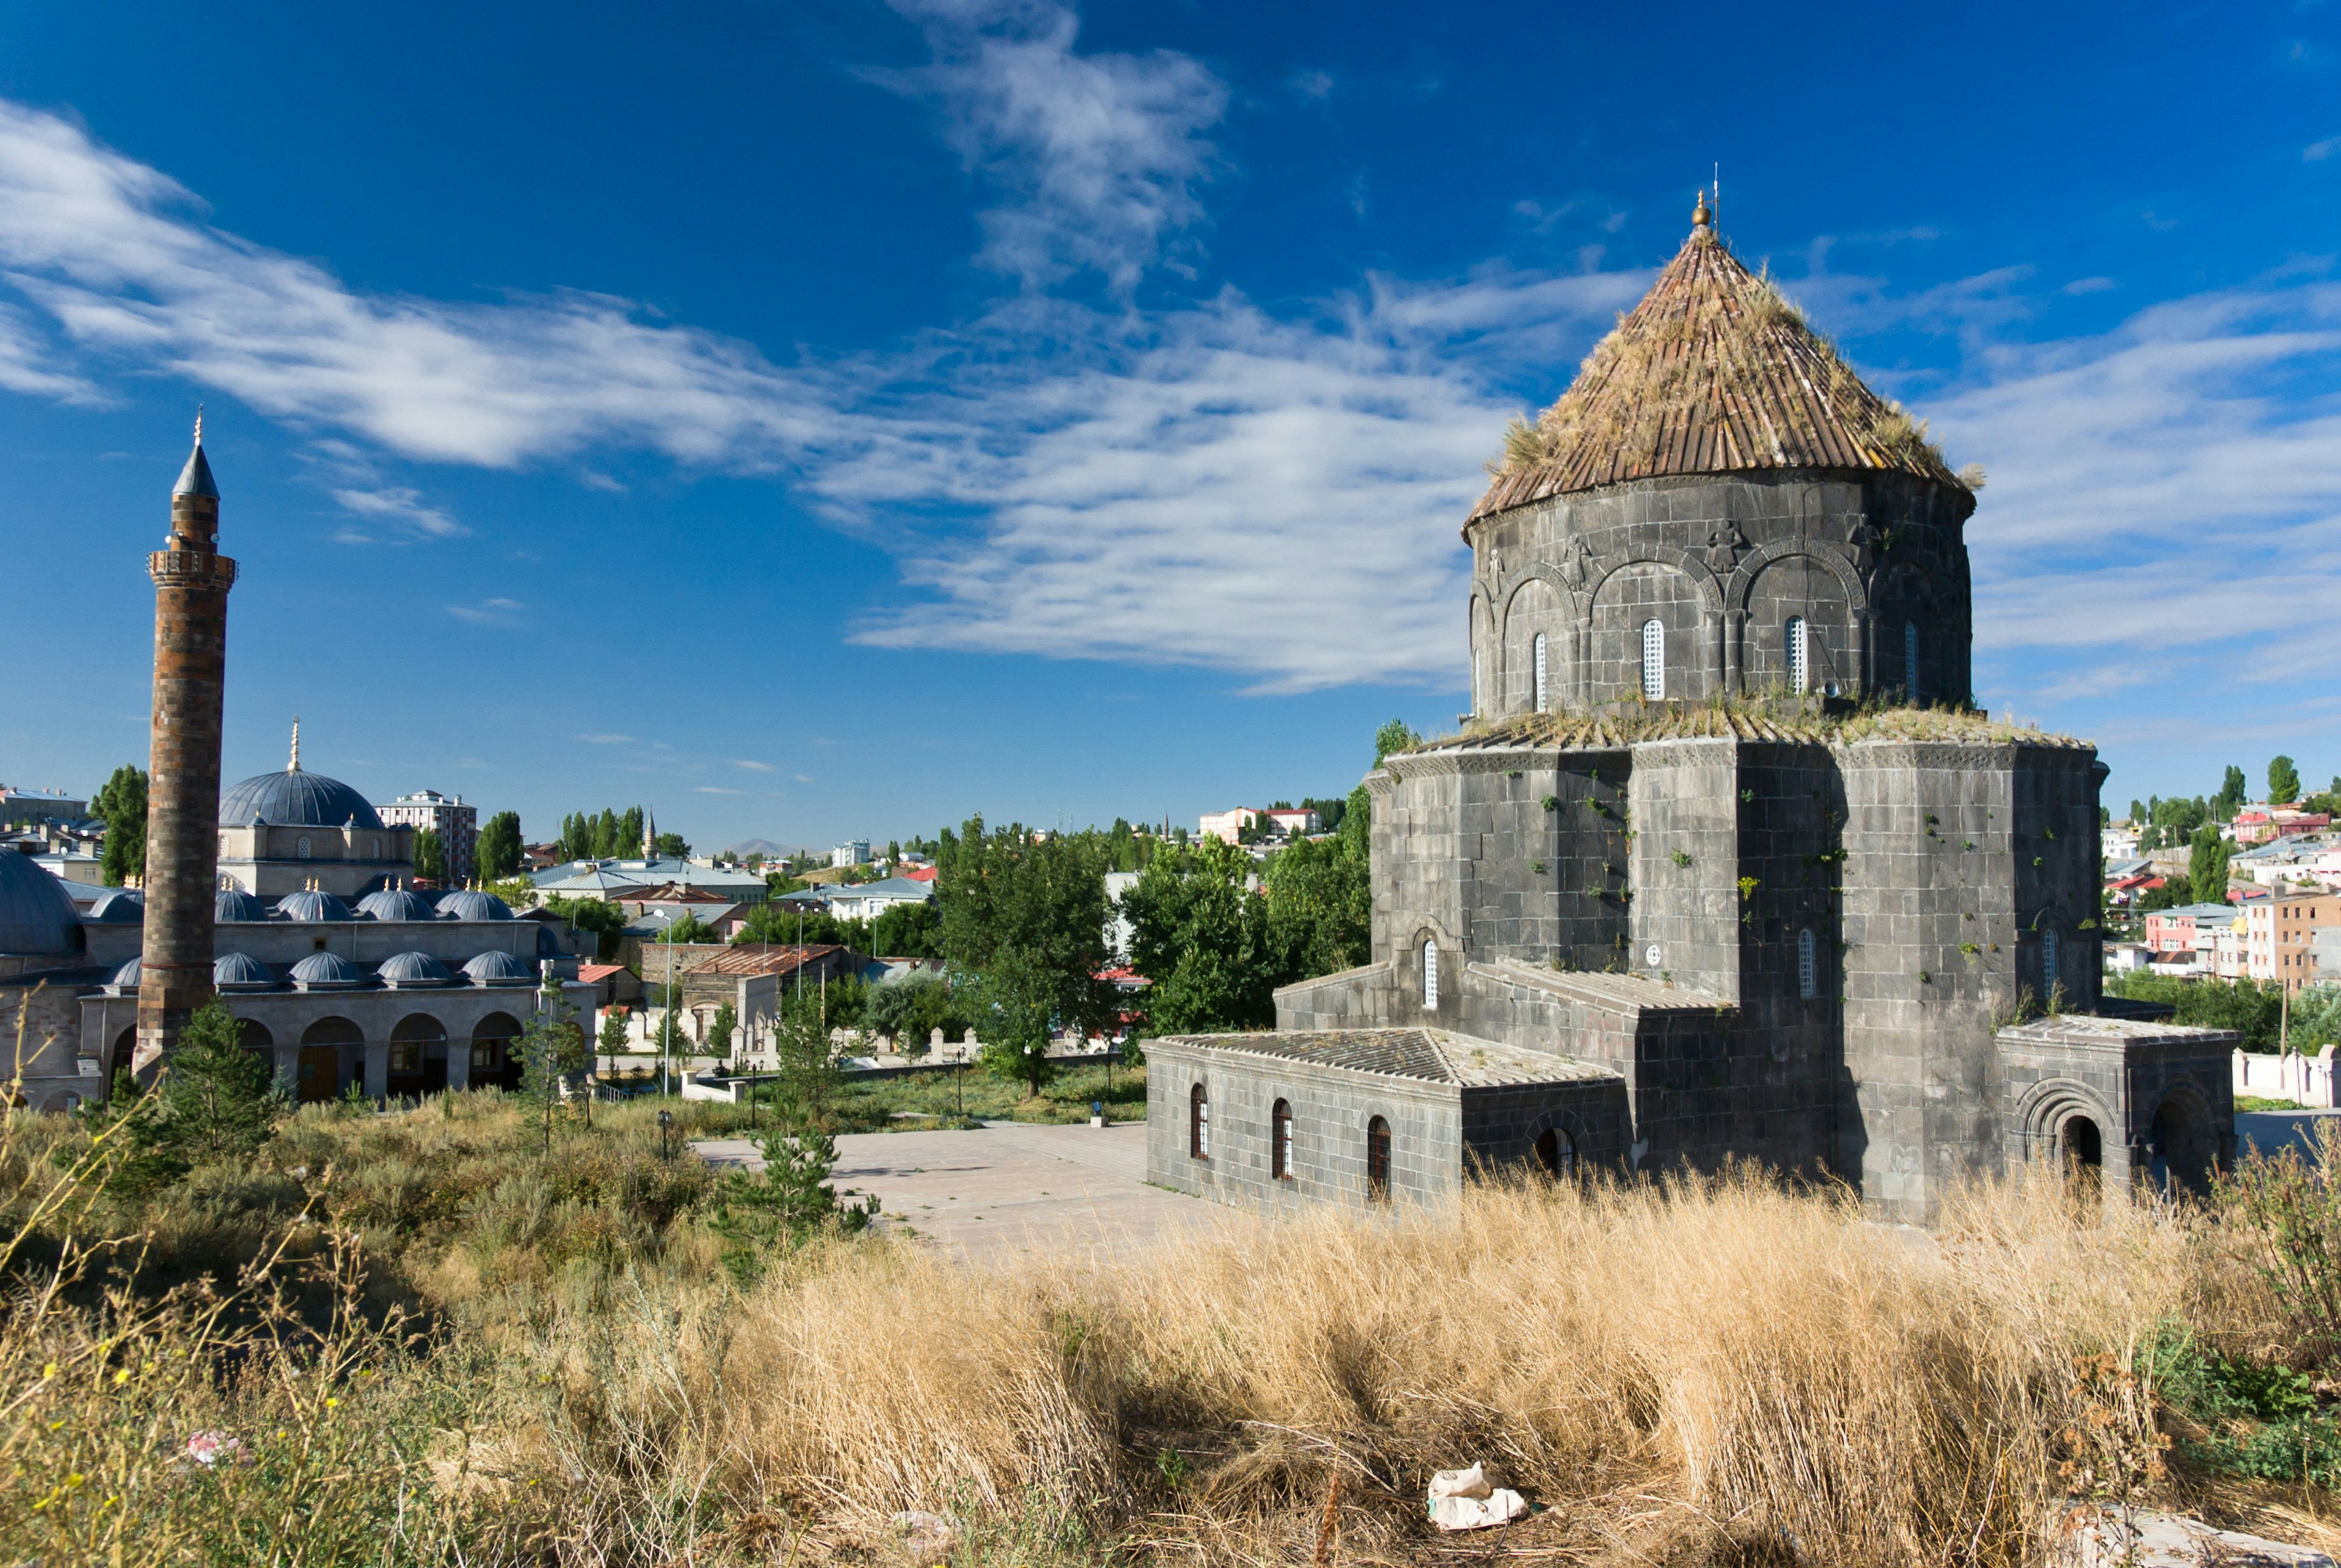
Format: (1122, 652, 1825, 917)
(1427, 1464, 1528, 1531)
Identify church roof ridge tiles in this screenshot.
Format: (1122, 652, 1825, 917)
(1468, 202, 1967, 524)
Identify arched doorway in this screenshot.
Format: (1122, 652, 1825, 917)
(2061, 1114, 2103, 1200)
(298, 1017, 363, 1103)
(110, 1025, 135, 1082)
(471, 1013, 524, 1092)
(1366, 1116, 1392, 1203)
(390, 1014, 449, 1099)
(2148, 1093, 2215, 1195)
(1536, 1127, 1575, 1178)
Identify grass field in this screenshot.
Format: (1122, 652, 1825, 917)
(8, 1085, 2341, 1566)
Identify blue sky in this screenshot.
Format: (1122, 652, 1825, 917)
(3, 0, 2339, 849)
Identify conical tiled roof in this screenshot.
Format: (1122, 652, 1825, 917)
(1470, 201, 1966, 522)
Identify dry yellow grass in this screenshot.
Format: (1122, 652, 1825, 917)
(521, 1165, 2250, 1567)
(8, 1089, 2334, 1567)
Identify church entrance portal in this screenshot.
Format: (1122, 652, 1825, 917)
(2061, 1114, 2103, 1202)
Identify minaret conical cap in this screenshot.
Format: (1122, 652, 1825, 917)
(173, 409, 219, 499)
(1470, 205, 1967, 523)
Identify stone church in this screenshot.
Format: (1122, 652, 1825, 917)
(1148, 198, 2236, 1224)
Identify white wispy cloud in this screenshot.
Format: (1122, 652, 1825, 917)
(576, 732, 635, 745)
(445, 597, 525, 625)
(0, 99, 832, 469)
(734, 760, 776, 772)
(331, 485, 467, 539)
(876, 0, 1227, 294)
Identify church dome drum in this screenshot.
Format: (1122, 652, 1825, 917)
(219, 766, 384, 831)
(1463, 198, 1976, 719)
(288, 951, 362, 989)
(358, 888, 440, 922)
(436, 889, 514, 922)
(216, 888, 269, 922)
(213, 952, 277, 990)
(0, 850, 84, 956)
(462, 950, 535, 986)
(379, 950, 455, 988)
(275, 888, 354, 922)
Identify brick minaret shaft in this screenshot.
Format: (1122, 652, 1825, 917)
(135, 420, 237, 1071)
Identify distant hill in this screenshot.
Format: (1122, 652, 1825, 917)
(725, 838, 796, 859)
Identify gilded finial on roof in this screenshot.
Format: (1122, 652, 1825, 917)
(289, 716, 301, 772)
(193, 405, 204, 447)
(1692, 190, 1712, 233)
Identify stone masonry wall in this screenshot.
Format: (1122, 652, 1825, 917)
(1144, 1039, 1461, 1206)
(1465, 470, 1975, 717)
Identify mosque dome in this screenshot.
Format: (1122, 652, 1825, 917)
(0, 851, 83, 956)
(219, 766, 384, 831)
(275, 889, 354, 922)
(213, 952, 277, 990)
(84, 889, 145, 924)
(358, 888, 440, 922)
(216, 888, 270, 922)
(379, 950, 455, 988)
(436, 889, 514, 922)
(288, 951, 362, 989)
(462, 950, 535, 986)
(109, 955, 141, 990)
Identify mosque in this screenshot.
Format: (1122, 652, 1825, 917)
(0, 426, 594, 1112)
(1147, 198, 2239, 1225)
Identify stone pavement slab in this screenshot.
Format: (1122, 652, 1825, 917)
(694, 1120, 1202, 1264)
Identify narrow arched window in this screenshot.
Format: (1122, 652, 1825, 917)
(1535, 1127, 1575, 1177)
(1532, 632, 1549, 713)
(2042, 927, 2060, 996)
(297, 836, 312, 860)
(1272, 1099, 1294, 1180)
(1798, 928, 1818, 999)
(1422, 939, 1439, 1009)
(1366, 1116, 1391, 1203)
(1786, 616, 1809, 694)
(1905, 621, 1920, 700)
(1189, 1082, 1210, 1159)
(1641, 619, 1665, 700)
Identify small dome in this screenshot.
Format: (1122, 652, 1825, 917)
(275, 889, 354, 922)
(436, 889, 514, 922)
(288, 950, 362, 988)
(0, 852, 82, 956)
(535, 923, 564, 957)
(378, 950, 454, 987)
(216, 889, 269, 922)
(84, 889, 145, 924)
(358, 888, 440, 922)
(213, 952, 276, 989)
(219, 767, 384, 831)
(109, 954, 141, 989)
(462, 950, 536, 985)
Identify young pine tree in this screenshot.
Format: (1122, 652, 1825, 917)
(517, 979, 585, 1152)
(124, 998, 284, 1184)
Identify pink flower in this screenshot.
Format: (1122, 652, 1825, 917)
(183, 1431, 246, 1467)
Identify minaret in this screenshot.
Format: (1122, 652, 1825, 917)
(136, 414, 237, 1072)
(642, 807, 656, 859)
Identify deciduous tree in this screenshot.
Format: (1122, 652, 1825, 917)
(477, 810, 523, 880)
(93, 764, 148, 888)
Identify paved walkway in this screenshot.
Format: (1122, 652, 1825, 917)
(694, 1121, 1202, 1263)
(2237, 1107, 2341, 1160)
